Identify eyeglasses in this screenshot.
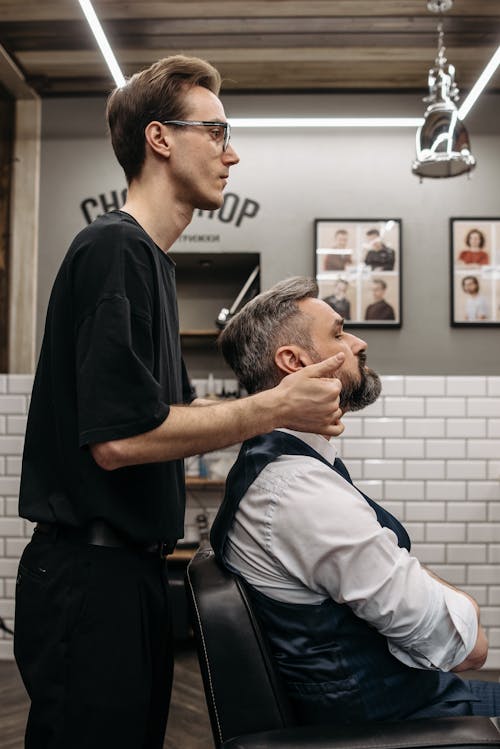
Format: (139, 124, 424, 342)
(162, 120, 231, 151)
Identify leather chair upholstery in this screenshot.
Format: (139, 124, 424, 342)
(185, 545, 500, 749)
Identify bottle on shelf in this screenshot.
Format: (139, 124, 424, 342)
(198, 454, 208, 478)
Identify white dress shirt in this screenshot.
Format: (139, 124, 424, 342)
(465, 295, 489, 321)
(225, 429, 478, 672)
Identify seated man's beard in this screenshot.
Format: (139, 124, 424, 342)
(338, 351, 381, 412)
(306, 347, 382, 412)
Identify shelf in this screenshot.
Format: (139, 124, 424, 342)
(174, 251, 260, 333)
(186, 477, 226, 490)
(168, 547, 197, 562)
(180, 329, 219, 337)
(180, 330, 220, 352)
(174, 251, 260, 378)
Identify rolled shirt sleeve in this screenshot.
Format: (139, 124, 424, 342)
(387, 584, 478, 671)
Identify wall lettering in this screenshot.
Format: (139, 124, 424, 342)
(179, 234, 220, 243)
(198, 192, 260, 227)
(80, 189, 260, 228)
(81, 189, 127, 224)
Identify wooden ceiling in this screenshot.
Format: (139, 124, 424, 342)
(1, 0, 500, 97)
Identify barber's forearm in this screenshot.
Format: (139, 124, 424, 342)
(189, 397, 223, 407)
(90, 353, 347, 470)
(90, 391, 278, 470)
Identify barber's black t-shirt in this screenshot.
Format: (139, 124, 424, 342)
(19, 210, 194, 544)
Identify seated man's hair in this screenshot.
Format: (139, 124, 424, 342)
(219, 277, 318, 394)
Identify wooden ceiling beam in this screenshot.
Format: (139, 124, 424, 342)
(33, 70, 500, 94)
(0, 43, 37, 99)
(17, 46, 497, 68)
(1, 1, 499, 97)
(1, 0, 500, 22)
(2, 17, 500, 36)
(5, 35, 500, 55)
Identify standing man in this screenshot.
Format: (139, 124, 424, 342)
(15, 56, 345, 749)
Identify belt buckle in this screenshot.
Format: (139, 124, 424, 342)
(159, 542, 170, 558)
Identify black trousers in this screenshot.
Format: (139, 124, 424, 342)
(14, 531, 173, 749)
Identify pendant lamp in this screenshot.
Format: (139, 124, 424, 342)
(412, 1, 476, 179)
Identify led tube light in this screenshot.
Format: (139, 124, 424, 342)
(458, 44, 500, 120)
(229, 117, 424, 128)
(78, 0, 126, 88)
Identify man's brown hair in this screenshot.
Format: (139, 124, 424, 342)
(106, 55, 221, 183)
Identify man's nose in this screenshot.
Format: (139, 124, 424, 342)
(352, 336, 367, 353)
(224, 144, 240, 165)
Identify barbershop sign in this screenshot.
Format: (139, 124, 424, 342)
(80, 189, 261, 241)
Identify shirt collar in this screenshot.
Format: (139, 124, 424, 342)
(276, 428, 337, 466)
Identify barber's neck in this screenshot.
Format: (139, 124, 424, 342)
(121, 173, 193, 253)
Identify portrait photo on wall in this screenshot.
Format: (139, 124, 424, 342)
(450, 218, 500, 327)
(315, 218, 401, 327)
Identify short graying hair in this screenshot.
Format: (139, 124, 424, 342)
(219, 277, 318, 394)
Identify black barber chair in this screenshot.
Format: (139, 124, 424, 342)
(185, 545, 500, 749)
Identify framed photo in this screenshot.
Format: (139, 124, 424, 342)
(314, 218, 402, 328)
(450, 218, 500, 327)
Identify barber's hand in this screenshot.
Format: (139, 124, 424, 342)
(276, 353, 345, 437)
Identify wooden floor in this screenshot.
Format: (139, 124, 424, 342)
(0, 643, 213, 749)
(2, 646, 499, 748)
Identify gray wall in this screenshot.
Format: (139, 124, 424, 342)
(38, 93, 500, 375)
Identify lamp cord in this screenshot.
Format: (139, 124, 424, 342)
(0, 615, 14, 637)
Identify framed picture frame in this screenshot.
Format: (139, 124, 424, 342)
(450, 218, 500, 327)
(314, 218, 402, 328)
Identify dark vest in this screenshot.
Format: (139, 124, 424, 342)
(211, 430, 476, 724)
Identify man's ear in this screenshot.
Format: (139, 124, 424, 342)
(144, 121, 171, 158)
(274, 345, 311, 375)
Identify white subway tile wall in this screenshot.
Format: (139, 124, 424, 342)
(0, 375, 499, 669)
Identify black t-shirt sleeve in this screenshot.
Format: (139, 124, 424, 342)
(181, 358, 196, 404)
(71, 222, 170, 446)
(76, 295, 169, 445)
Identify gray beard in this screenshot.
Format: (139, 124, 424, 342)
(338, 364, 381, 412)
(309, 348, 381, 412)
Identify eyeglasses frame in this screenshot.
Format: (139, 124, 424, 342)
(162, 120, 231, 151)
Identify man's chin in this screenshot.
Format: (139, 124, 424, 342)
(340, 370, 382, 412)
(195, 193, 224, 211)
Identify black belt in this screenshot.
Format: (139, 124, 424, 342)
(34, 520, 174, 558)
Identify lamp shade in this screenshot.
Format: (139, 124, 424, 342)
(412, 103, 476, 178)
(412, 8, 477, 180)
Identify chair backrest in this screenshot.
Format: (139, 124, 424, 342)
(185, 544, 295, 748)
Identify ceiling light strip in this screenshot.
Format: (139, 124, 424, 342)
(458, 44, 500, 120)
(230, 117, 424, 128)
(78, 0, 126, 88)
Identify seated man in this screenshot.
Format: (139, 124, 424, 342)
(210, 276, 499, 726)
